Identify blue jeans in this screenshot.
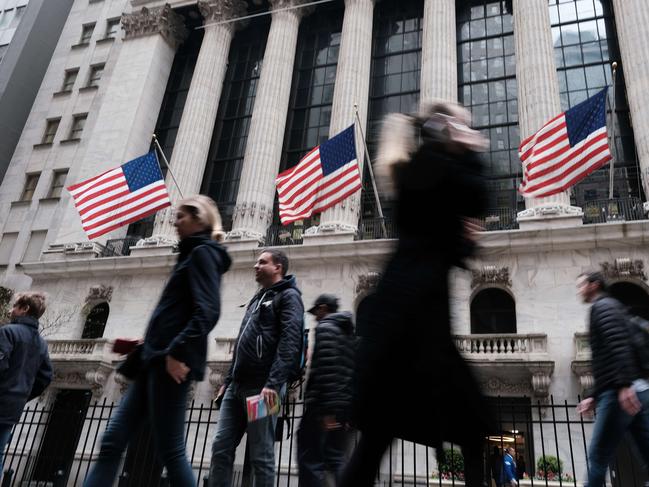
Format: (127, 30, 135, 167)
(297, 408, 349, 487)
(0, 423, 13, 472)
(587, 388, 649, 487)
(83, 361, 195, 487)
(208, 382, 281, 487)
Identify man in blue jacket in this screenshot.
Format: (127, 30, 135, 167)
(0, 291, 52, 469)
(209, 249, 304, 487)
(502, 447, 517, 487)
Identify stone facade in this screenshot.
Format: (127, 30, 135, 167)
(0, 0, 648, 482)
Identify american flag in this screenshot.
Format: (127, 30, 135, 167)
(518, 88, 611, 198)
(67, 151, 171, 239)
(276, 125, 362, 225)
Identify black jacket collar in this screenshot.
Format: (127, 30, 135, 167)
(178, 231, 212, 258)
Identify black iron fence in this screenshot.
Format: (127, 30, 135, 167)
(265, 224, 306, 247)
(4, 395, 646, 487)
(356, 217, 398, 241)
(581, 197, 645, 224)
(102, 237, 143, 257)
(479, 208, 520, 231)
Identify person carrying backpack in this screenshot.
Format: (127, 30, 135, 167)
(298, 294, 356, 487)
(209, 249, 304, 487)
(576, 271, 649, 487)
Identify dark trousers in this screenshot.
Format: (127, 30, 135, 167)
(297, 409, 349, 487)
(340, 429, 485, 487)
(0, 423, 12, 471)
(83, 361, 195, 487)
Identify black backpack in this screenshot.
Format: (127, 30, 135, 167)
(628, 314, 649, 376)
(271, 289, 307, 387)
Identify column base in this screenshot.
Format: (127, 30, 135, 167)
(302, 223, 357, 245)
(644, 201, 649, 215)
(129, 235, 178, 257)
(225, 229, 264, 251)
(516, 204, 583, 230)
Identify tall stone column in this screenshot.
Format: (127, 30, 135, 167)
(420, 0, 457, 105)
(228, 0, 310, 245)
(54, 5, 187, 245)
(611, 0, 649, 211)
(513, 0, 583, 229)
(315, 0, 374, 239)
(151, 0, 247, 243)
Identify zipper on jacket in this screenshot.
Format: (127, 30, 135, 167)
(233, 291, 267, 374)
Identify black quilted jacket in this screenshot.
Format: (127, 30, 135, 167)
(588, 294, 642, 398)
(305, 312, 356, 421)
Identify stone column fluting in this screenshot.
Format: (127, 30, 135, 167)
(611, 0, 649, 212)
(420, 0, 457, 105)
(228, 0, 311, 243)
(513, 0, 583, 228)
(54, 5, 187, 245)
(149, 0, 247, 244)
(315, 0, 374, 237)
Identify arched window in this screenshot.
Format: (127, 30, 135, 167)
(471, 288, 517, 334)
(608, 281, 649, 320)
(82, 302, 109, 339)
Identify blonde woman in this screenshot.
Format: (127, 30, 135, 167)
(85, 195, 231, 487)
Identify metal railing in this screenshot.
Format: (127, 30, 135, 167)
(102, 237, 142, 257)
(581, 197, 645, 224)
(264, 223, 305, 246)
(356, 217, 398, 240)
(479, 208, 520, 231)
(11, 395, 649, 487)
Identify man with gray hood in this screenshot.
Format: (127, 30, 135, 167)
(298, 294, 356, 487)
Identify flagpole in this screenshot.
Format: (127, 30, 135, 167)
(608, 61, 618, 200)
(152, 134, 184, 199)
(353, 103, 387, 238)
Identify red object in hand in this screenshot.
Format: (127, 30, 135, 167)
(113, 338, 140, 355)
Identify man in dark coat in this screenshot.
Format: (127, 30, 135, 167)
(576, 271, 649, 487)
(209, 249, 304, 487)
(298, 294, 355, 487)
(0, 291, 52, 469)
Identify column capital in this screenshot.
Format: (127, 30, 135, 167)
(198, 0, 247, 25)
(269, 0, 314, 19)
(121, 4, 188, 49)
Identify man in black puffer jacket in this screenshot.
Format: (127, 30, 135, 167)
(576, 271, 649, 487)
(0, 292, 52, 469)
(298, 294, 355, 487)
(209, 249, 304, 487)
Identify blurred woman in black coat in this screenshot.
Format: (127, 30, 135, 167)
(341, 102, 492, 487)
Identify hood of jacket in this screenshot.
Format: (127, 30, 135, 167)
(320, 311, 354, 334)
(10, 316, 40, 331)
(178, 231, 232, 273)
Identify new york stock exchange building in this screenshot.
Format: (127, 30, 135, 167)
(0, 0, 648, 484)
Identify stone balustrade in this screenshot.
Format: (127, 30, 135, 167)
(48, 338, 115, 361)
(454, 333, 548, 359)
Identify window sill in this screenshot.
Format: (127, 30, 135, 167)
(79, 85, 98, 93)
(53, 89, 72, 98)
(39, 197, 61, 203)
(33, 142, 53, 149)
(96, 37, 115, 45)
(60, 138, 81, 145)
(10, 200, 31, 207)
(71, 42, 90, 50)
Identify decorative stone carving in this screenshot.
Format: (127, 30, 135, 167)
(318, 223, 358, 234)
(198, 0, 247, 25)
(114, 373, 131, 395)
(85, 284, 113, 304)
(52, 364, 112, 398)
(531, 373, 551, 397)
(600, 258, 647, 281)
(517, 204, 583, 219)
(136, 235, 179, 247)
(479, 377, 532, 395)
(269, 0, 315, 18)
(121, 4, 188, 49)
(471, 265, 512, 289)
(355, 272, 381, 296)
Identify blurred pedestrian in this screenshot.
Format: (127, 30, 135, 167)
(490, 446, 503, 487)
(340, 102, 492, 487)
(502, 447, 517, 487)
(0, 292, 52, 470)
(575, 271, 649, 487)
(298, 294, 355, 487)
(84, 195, 230, 487)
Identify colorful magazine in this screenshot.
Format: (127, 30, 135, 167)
(246, 394, 280, 422)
